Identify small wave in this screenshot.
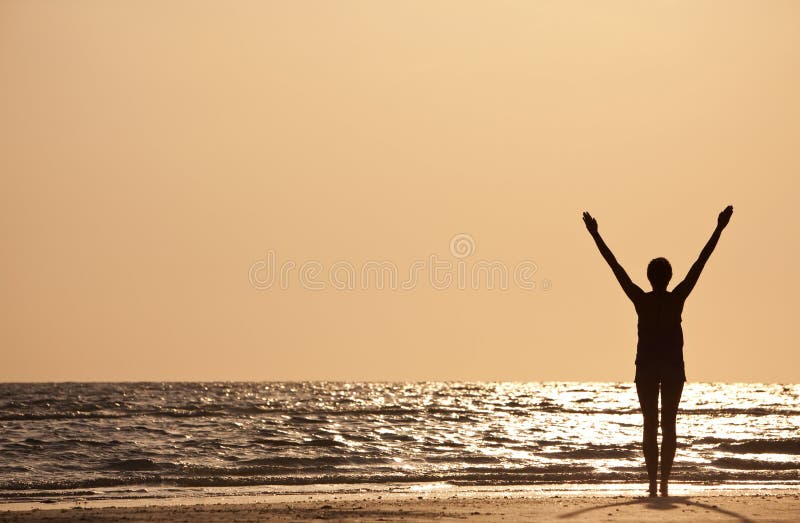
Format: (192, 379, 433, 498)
(544, 448, 637, 459)
(712, 457, 800, 470)
(104, 459, 175, 472)
(287, 416, 329, 424)
(717, 439, 800, 455)
(301, 438, 346, 447)
(250, 438, 299, 447)
(482, 435, 518, 444)
(379, 432, 416, 442)
(235, 456, 393, 468)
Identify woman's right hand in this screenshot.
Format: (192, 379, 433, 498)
(583, 211, 598, 235)
(717, 205, 733, 229)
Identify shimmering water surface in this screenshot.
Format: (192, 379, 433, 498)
(0, 382, 798, 502)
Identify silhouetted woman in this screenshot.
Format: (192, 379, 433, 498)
(582, 205, 733, 497)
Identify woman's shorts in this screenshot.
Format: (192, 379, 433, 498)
(634, 360, 686, 384)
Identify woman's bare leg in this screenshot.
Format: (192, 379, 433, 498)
(635, 379, 660, 496)
(659, 380, 684, 496)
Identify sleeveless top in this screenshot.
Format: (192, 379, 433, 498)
(633, 290, 686, 366)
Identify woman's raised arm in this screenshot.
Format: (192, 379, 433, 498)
(673, 205, 733, 299)
(583, 211, 644, 302)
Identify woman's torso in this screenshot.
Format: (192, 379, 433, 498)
(634, 290, 686, 365)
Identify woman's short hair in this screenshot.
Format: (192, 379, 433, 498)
(647, 257, 672, 288)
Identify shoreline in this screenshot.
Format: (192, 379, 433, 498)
(2, 485, 799, 522)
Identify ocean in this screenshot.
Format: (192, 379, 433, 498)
(0, 382, 798, 503)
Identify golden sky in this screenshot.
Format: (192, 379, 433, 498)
(2, 1, 798, 382)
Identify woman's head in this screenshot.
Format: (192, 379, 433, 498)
(647, 257, 672, 290)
